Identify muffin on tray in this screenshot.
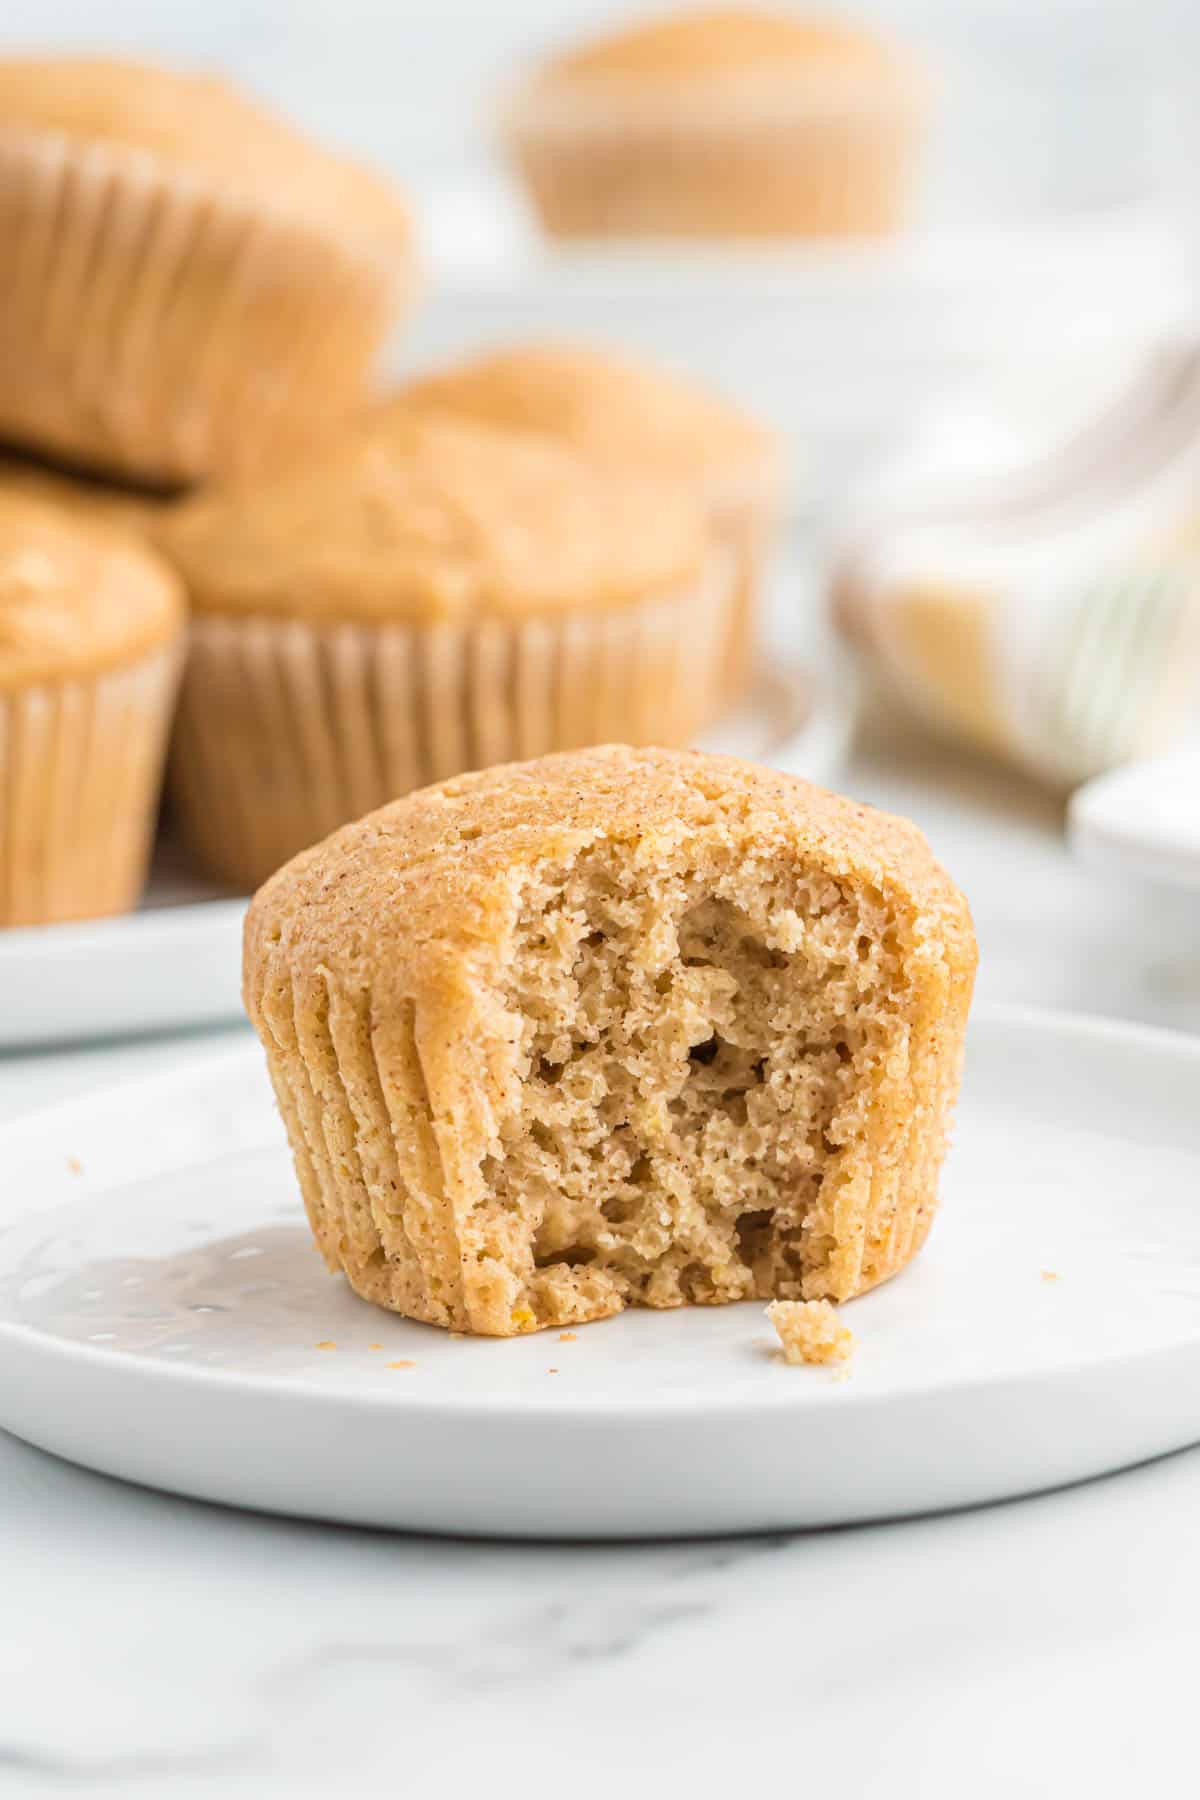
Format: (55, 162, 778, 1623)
(398, 342, 783, 695)
(244, 744, 976, 1335)
(0, 57, 414, 485)
(0, 492, 184, 925)
(163, 411, 729, 890)
(501, 6, 928, 240)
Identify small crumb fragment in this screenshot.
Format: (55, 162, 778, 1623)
(767, 1300, 854, 1367)
(558, 1331, 577, 1343)
(66, 1155, 82, 1175)
(315, 1340, 337, 1350)
(368, 1342, 383, 1351)
(449, 1331, 465, 1340)
(547, 1368, 559, 1374)
(1040, 1270, 1060, 1283)
(387, 1360, 416, 1370)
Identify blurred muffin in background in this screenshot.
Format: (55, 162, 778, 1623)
(398, 343, 784, 695)
(500, 6, 927, 240)
(0, 493, 184, 925)
(0, 58, 415, 487)
(161, 409, 727, 890)
(0, 453, 164, 541)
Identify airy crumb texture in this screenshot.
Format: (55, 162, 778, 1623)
(245, 745, 976, 1337)
(767, 1298, 854, 1366)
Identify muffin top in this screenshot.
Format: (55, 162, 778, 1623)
(0, 455, 161, 540)
(246, 744, 975, 989)
(0, 493, 184, 689)
(162, 410, 706, 626)
(0, 57, 409, 249)
(537, 7, 900, 85)
(399, 344, 780, 494)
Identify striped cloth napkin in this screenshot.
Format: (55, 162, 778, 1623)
(831, 345, 1200, 787)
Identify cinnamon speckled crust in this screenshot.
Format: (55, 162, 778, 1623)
(0, 57, 414, 484)
(245, 745, 976, 1336)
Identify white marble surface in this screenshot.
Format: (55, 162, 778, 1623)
(3, 705, 1199, 1797)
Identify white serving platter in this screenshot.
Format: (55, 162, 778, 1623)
(1069, 747, 1200, 893)
(0, 657, 854, 1052)
(2, 1006, 1198, 1539)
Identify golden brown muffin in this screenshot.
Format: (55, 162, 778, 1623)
(501, 6, 927, 240)
(0, 491, 184, 925)
(162, 411, 729, 891)
(399, 342, 784, 694)
(244, 744, 976, 1336)
(0, 57, 414, 485)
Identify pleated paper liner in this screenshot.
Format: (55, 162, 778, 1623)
(0, 127, 411, 485)
(169, 561, 734, 893)
(0, 644, 181, 927)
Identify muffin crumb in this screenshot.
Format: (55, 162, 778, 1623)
(558, 1331, 577, 1343)
(1040, 1270, 1060, 1283)
(767, 1299, 854, 1367)
(386, 1359, 416, 1370)
(66, 1155, 82, 1175)
(315, 1340, 337, 1350)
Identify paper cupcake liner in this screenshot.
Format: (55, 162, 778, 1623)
(170, 564, 733, 892)
(0, 128, 412, 485)
(709, 482, 781, 698)
(505, 94, 922, 239)
(0, 644, 181, 926)
(250, 958, 463, 1328)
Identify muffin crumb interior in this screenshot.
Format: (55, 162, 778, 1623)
(469, 839, 903, 1332)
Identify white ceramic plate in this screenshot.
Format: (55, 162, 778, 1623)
(2, 1006, 1199, 1539)
(1069, 748, 1200, 892)
(0, 657, 852, 1052)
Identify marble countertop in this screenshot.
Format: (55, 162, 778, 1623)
(3, 707, 1198, 1799)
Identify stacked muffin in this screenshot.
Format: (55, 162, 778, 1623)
(0, 55, 415, 923)
(2, 54, 783, 924)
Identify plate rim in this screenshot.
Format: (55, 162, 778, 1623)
(1068, 749, 1200, 893)
(2, 1002, 1198, 1422)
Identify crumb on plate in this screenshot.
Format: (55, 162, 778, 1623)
(1040, 1270, 1060, 1283)
(387, 1360, 416, 1370)
(315, 1340, 337, 1350)
(67, 1155, 82, 1175)
(767, 1299, 854, 1367)
(558, 1331, 577, 1342)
